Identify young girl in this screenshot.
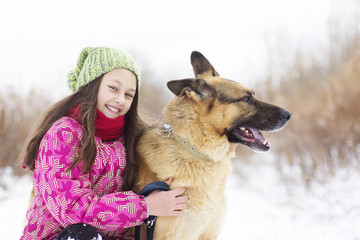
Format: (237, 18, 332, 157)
(20, 47, 187, 240)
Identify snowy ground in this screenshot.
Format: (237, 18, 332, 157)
(219, 160, 360, 240)
(1, 159, 360, 240)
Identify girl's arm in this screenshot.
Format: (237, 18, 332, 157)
(34, 118, 147, 232)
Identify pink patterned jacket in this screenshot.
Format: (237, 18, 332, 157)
(21, 117, 148, 240)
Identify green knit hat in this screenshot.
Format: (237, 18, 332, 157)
(67, 47, 141, 93)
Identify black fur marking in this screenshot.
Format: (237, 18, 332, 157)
(208, 99, 215, 112)
(167, 79, 216, 99)
(217, 91, 253, 104)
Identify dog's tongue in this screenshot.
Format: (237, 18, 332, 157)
(232, 126, 271, 148)
(248, 127, 271, 148)
(249, 127, 265, 141)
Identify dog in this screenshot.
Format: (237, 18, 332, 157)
(134, 51, 291, 239)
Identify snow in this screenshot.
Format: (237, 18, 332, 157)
(219, 160, 360, 240)
(0, 167, 32, 239)
(1, 160, 360, 239)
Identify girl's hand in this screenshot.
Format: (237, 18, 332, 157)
(145, 178, 188, 216)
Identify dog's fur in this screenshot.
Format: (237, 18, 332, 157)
(134, 51, 291, 239)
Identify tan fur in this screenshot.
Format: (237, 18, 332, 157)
(135, 51, 290, 239)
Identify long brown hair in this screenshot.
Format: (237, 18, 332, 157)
(22, 75, 146, 190)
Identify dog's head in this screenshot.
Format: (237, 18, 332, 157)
(167, 51, 291, 152)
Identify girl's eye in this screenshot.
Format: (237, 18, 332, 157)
(108, 86, 117, 91)
(126, 93, 134, 99)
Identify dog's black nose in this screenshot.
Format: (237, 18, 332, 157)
(281, 110, 291, 121)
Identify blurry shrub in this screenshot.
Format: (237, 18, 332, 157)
(137, 60, 172, 123)
(0, 88, 49, 175)
(262, 22, 360, 182)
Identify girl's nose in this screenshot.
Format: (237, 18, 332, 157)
(115, 95, 125, 105)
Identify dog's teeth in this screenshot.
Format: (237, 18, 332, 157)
(240, 127, 245, 131)
(263, 140, 271, 147)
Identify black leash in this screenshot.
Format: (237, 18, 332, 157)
(135, 181, 170, 240)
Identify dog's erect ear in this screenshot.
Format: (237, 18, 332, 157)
(167, 78, 215, 99)
(191, 51, 219, 78)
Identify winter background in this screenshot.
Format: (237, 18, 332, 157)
(1, 0, 360, 239)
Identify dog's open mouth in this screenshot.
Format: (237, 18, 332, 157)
(231, 127, 270, 151)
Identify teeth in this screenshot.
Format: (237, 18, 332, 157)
(263, 140, 269, 146)
(240, 127, 245, 131)
(107, 105, 119, 113)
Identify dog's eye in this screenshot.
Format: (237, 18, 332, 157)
(241, 95, 252, 102)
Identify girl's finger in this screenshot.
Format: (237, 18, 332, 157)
(175, 195, 188, 203)
(175, 203, 187, 210)
(163, 178, 173, 185)
(171, 187, 186, 197)
(172, 210, 183, 216)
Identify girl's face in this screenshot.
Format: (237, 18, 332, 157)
(97, 69, 137, 118)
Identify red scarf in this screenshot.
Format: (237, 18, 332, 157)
(68, 105, 126, 141)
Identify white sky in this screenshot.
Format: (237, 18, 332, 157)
(0, 0, 358, 100)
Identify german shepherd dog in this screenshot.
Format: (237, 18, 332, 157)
(135, 51, 291, 239)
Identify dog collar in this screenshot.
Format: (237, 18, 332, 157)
(164, 124, 212, 161)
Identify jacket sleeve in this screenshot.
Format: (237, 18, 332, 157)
(34, 118, 148, 232)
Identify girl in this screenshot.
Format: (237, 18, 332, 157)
(20, 47, 187, 240)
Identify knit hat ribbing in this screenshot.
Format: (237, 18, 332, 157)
(67, 47, 141, 93)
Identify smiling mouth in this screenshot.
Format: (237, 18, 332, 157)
(231, 127, 270, 151)
(106, 104, 121, 113)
